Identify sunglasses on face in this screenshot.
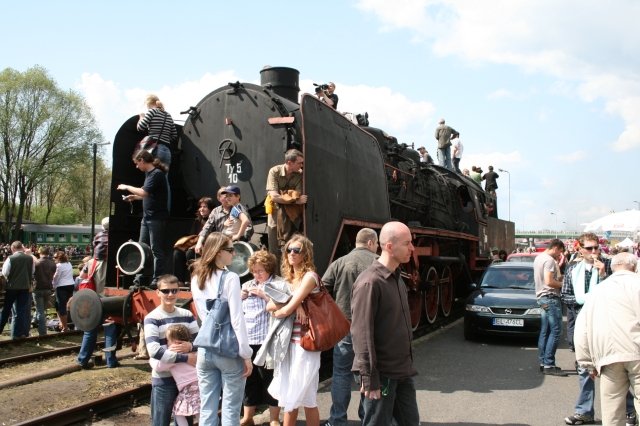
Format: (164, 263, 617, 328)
(286, 246, 302, 254)
(221, 247, 235, 253)
(582, 246, 599, 251)
(158, 288, 179, 295)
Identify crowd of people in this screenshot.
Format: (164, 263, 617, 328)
(531, 235, 640, 425)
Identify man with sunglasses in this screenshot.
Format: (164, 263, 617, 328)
(144, 275, 199, 426)
(561, 233, 637, 425)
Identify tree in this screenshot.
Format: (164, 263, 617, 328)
(0, 66, 103, 241)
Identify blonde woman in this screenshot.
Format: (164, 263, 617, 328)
(190, 232, 253, 425)
(268, 234, 321, 426)
(137, 94, 178, 169)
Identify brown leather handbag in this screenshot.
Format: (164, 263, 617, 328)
(300, 273, 350, 352)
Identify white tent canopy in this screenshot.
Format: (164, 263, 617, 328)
(583, 210, 640, 234)
(616, 237, 635, 248)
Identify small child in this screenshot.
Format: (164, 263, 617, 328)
(221, 185, 252, 241)
(149, 324, 200, 426)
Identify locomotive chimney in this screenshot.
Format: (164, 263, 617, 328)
(260, 66, 300, 104)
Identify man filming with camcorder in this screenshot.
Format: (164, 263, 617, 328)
(314, 82, 338, 109)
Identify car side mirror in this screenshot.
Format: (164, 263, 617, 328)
(469, 282, 478, 290)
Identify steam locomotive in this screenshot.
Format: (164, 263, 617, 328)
(94, 66, 512, 333)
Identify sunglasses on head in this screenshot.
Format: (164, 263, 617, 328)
(221, 247, 235, 253)
(286, 246, 302, 254)
(158, 288, 179, 295)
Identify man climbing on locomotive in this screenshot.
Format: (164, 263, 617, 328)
(266, 149, 308, 256)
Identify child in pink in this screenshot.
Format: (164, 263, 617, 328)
(149, 324, 200, 426)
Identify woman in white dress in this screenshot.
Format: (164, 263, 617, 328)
(267, 234, 321, 426)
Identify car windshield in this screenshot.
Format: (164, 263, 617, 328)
(480, 268, 534, 290)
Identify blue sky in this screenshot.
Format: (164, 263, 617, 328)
(3, 0, 639, 232)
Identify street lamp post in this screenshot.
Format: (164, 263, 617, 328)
(550, 212, 557, 239)
(91, 142, 111, 255)
(498, 168, 510, 222)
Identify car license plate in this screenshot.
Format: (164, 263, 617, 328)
(493, 318, 524, 327)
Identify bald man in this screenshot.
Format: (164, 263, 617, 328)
(350, 222, 419, 425)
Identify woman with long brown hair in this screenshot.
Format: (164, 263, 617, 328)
(268, 234, 321, 426)
(117, 150, 168, 286)
(190, 232, 253, 425)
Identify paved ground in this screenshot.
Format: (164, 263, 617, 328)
(308, 318, 601, 426)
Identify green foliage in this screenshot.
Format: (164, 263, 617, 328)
(0, 65, 105, 240)
(30, 205, 80, 224)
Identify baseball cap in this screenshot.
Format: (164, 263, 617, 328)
(221, 185, 241, 195)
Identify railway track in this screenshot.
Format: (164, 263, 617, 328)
(13, 384, 152, 426)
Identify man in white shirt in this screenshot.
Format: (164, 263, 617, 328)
(452, 134, 463, 173)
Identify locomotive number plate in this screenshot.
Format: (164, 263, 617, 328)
(493, 318, 524, 327)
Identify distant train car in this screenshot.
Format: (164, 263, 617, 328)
(103, 66, 513, 332)
(20, 223, 98, 249)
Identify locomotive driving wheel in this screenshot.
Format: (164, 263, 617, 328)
(407, 290, 423, 331)
(423, 266, 439, 324)
(439, 265, 454, 317)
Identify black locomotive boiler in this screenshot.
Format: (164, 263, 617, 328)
(107, 66, 513, 330)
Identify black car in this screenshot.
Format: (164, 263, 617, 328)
(464, 262, 542, 340)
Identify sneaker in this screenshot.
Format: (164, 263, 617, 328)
(539, 364, 544, 372)
(543, 366, 568, 376)
(564, 413, 594, 425)
(627, 411, 637, 426)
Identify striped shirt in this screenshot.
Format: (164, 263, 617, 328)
(144, 306, 199, 385)
(241, 278, 272, 345)
(137, 108, 178, 145)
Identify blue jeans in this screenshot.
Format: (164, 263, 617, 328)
(537, 295, 562, 367)
(153, 144, 172, 212)
(0, 289, 31, 338)
(77, 323, 119, 367)
(329, 334, 360, 426)
(197, 348, 246, 426)
(437, 147, 453, 171)
(151, 378, 179, 426)
(361, 376, 419, 426)
(566, 304, 581, 351)
(574, 366, 635, 417)
(32, 290, 51, 336)
(140, 218, 168, 283)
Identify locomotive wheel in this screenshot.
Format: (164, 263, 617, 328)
(407, 289, 423, 331)
(423, 267, 439, 324)
(439, 265, 454, 318)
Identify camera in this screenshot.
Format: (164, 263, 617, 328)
(313, 83, 329, 92)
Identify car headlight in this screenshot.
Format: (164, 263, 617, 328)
(526, 307, 543, 315)
(466, 304, 491, 313)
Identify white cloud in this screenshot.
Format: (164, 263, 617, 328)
(554, 150, 587, 163)
(355, 0, 640, 152)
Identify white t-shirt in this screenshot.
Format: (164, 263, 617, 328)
(453, 139, 464, 158)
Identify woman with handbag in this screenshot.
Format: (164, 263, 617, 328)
(267, 234, 321, 426)
(190, 232, 253, 426)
